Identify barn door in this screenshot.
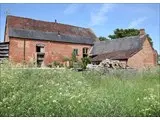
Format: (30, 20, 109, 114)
(36, 44, 45, 67)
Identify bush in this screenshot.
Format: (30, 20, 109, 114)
(71, 51, 78, 62)
(72, 61, 83, 70)
(81, 57, 91, 69)
(63, 57, 71, 62)
(50, 61, 64, 68)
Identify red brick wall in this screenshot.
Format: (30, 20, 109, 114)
(9, 37, 92, 65)
(127, 38, 157, 69)
(4, 23, 9, 42)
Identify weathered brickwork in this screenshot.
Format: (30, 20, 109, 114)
(8, 37, 157, 68)
(4, 16, 157, 69)
(127, 38, 157, 69)
(9, 37, 92, 65)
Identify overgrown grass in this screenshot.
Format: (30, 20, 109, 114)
(0, 63, 159, 116)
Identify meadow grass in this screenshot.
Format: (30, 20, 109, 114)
(0, 64, 160, 116)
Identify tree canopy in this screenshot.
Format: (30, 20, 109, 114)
(108, 28, 153, 46)
(99, 36, 109, 41)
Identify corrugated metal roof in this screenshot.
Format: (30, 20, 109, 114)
(9, 28, 94, 45)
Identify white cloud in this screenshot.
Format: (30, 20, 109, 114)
(128, 17, 148, 28)
(89, 4, 114, 26)
(64, 4, 80, 15)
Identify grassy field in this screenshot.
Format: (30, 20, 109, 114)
(0, 64, 160, 116)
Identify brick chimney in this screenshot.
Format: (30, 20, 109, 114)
(139, 29, 145, 36)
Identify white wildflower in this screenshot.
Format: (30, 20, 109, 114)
(144, 89, 147, 92)
(148, 88, 154, 93)
(51, 81, 55, 85)
(136, 98, 140, 101)
(108, 103, 111, 107)
(78, 94, 82, 97)
(143, 97, 147, 100)
(70, 96, 75, 100)
(43, 101, 47, 104)
(2, 98, 8, 102)
(55, 83, 59, 86)
(144, 108, 151, 111)
(13, 94, 17, 98)
(52, 100, 57, 103)
(78, 81, 82, 84)
(156, 84, 160, 87)
(38, 85, 43, 88)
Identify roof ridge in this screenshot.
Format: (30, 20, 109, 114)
(7, 15, 89, 30)
(95, 35, 146, 44)
(110, 35, 139, 40)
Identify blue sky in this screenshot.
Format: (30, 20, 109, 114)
(0, 3, 159, 53)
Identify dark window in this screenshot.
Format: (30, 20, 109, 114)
(36, 45, 44, 53)
(36, 46, 41, 52)
(83, 48, 89, 57)
(36, 44, 45, 67)
(73, 49, 78, 56)
(83, 48, 88, 54)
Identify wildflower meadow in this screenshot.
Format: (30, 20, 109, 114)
(0, 63, 159, 116)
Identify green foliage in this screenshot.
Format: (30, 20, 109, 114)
(63, 57, 71, 62)
(71, 57, 91, 70)
(27, 59, 37, 68)
(72, 51, 78, 62)
(99, 36, 109, 41)
(108, 28, 153, 46)
(108, 28, 139, 39)
(48, 61, 63, 68)
(65, 51, 78, 68)
(72, 61, 83, 70)
(0, 66, 159, 116)
(81, 57, 91, 69)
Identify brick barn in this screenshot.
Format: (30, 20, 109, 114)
(0, 15, 158, 69)
(2, 15, 97, 66)
(90, 29, 158, 69)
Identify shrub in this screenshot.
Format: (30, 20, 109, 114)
(63, 57, 71, 62)
(50, 61, 63, 68)
(72, 61, 83, 70)
(81, 57, 91, 69)
(71, 51, 78, 62)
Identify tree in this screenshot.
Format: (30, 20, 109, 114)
(99, 36, 109, 41)
(108, 28, 153, 46)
